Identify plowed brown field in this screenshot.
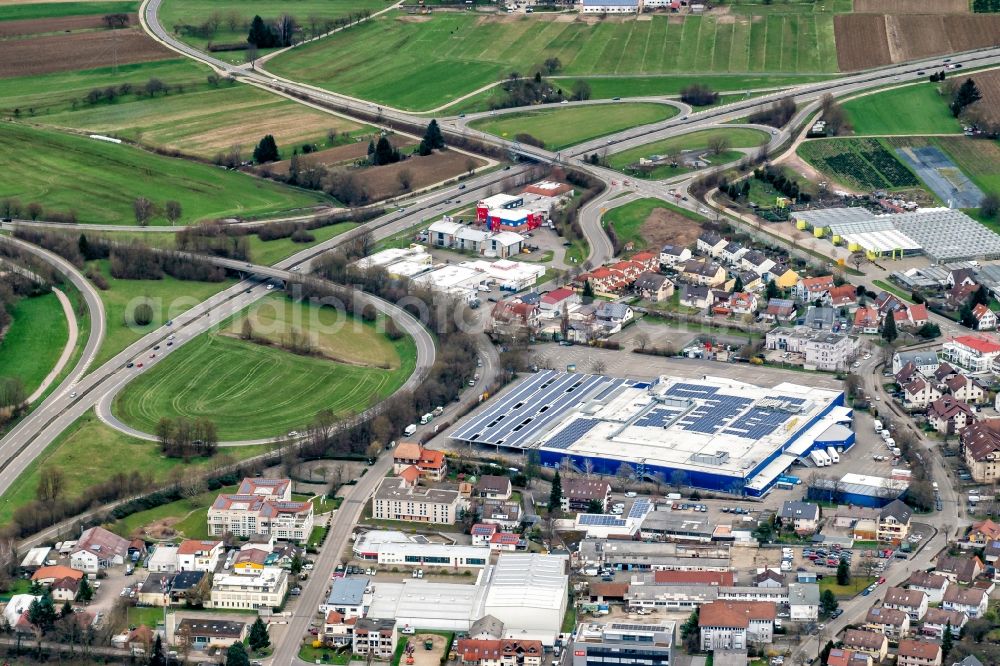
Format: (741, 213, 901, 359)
(0, 13, 114, 38)
(835, 14, 1000, 71)
(854, 0, 967, 13)
(0, 27, 172, 78)
(966, 68, 1000, 126)
(834, 15, 892, 70)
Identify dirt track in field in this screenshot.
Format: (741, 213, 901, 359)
(854, 0, 967, 13)
(0, 13, 121, 38)
(0, 27, 173, 77)
(835, 14, 1000, 71)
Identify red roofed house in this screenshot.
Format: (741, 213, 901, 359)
(323, 610, 357, 647)
(207, 478, 314, 541)
(942, 335, 1000, 373)
(854, 306, 880, 334)
(471, 523, 499, 546)
(972, 303, 998, 330)
(32, 565, 84, 586)
(728, 292, 759, 315)
(51, 577, 81, 602)
(826, 649, 872, 666)
(826, 284, 858, 310)
(488, 532, 523, 551)
(842, 629, 888, 661)
(630, 251, 659, 272)
(897, 639, 941, 666)
(795, 275, 835, 302)
(456, 639, 544, 666)
(927, 396, 976, 435)
(577, 266, 628, 295)
(177, 540, 223, 572)
(392, 442, 447, 482)
(698, 601, 776, 650)
(967, 519, 1000, 545)
(491, 300, 540, 339)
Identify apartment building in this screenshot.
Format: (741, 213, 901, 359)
(942, 587, 989, 618)
(864, 606, 910, 640)
(457, 639, 544, 666)
(372, 477, 460, 524)
(698, 601, 775, 651)
(209, 567, 288, 610)
(177, 540, 223, 572)
(765, 326, 860, 372)
(572, 622, 675, 666)
(878, 500, 913, 544)
(960, 420, 1000, 483)
(353, 618, 397, 660)
(392, 442, 447, 481)
(207, 478, 313, 541)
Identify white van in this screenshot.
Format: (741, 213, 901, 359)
(873, 420, 883, 432)
(404, 424, 417, 436)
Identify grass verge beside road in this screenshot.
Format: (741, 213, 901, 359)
(0, 411, 273, 526)
(470, 103, 677, 152)
(0, 291, 69, 397)
(608, 127, 768, 179)
(841, 83, 963, 136)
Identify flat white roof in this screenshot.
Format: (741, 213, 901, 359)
(428, 220, 463, 235)
(413, 265, 484, 289)
(387, 260, 434, 278)
(839, 229, 921, 253)
(491, 231, 524, 246)
(464, 259, 544, 283)
(367, 579, 487, 623)
(480, 194, 521, 208)
(378, 542, 490, 559)
(538, 376, 843, 479)
(354, 246, 429, 270)
(354, 530, 410, 553)
(484, 553, 568, 611)
(487, 207, 531, 222)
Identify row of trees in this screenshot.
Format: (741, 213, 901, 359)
(748, 95, 796, 128)
(1, 196, 77, 224)
(680, 83, 719, 107)
(155, 416, 220, 460)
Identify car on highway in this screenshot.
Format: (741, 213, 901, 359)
(136, 363, 144, 368)
(126, 362, 134, 368)
(561, 100, 568, 104)
(771, 130, 778, 135)
(458, 184, 466, 189)
(917, 71, 925, 75)
(166, 320, 173, 326)
(69, 392, 77, 398)
(266, 284, 275, 290)
(149, 353, 156, 358)
(290, 266, 300, 272)
(166, 341, 173, 346)
(153, 345, 160, 350)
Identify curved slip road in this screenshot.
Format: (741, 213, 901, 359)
(95, 263, 437, 446)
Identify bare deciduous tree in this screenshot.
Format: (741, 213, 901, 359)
(133, 197, 154, 226)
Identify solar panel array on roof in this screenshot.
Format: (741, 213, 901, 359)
(578, 514, 627, 527)
(675, 396, 753, 434)
(724, 408, 792, 439)
(635, 407, 683, 428)
(545, 418, 601, 450)
(449, 370, 627, 449)
(628, 499, 651, 519)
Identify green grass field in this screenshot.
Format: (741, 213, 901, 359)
(0, 59, 210, 116)
(0, 411, 273, 526)
(603, 198, 704, 251)
(0, 1, 137, 21)
(608, 127, 768, 178)
(35, 82, 370, 159)
(86, 259, 235, 367)
(0, 123, 330, 225)
(842, 84, 963, 135)
(159, 0, 390, 53)
(267, 12, 840, 110)
(470, 103, 676, 151)
(113, 299, 417, 439)
(0, 292, 69, 397)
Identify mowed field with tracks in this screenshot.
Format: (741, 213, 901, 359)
(267, 12, 840, 110)
(113, 298, 417, 439)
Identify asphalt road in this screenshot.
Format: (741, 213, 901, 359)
(94, 259, 437, 445)
(0, 166, 523, 497)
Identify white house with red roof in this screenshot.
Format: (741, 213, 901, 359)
(972, 303, 998, 330)
(901, 377, 941, 409)
(943, 335, 1000, 373)
(854, 306, 880, 334)
(795, 275, 835, 302)
(392, 442, 447, 481)
(539, 288, 578, 312)
(826, 284, 858, 310)
(927, 397, 976, 435)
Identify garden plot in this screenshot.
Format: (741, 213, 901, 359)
(895, 145, 984, 208)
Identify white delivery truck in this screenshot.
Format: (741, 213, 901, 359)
(815, 450, 832, 466)
(404, 424, 417, 436)
(826, 447, 840, 464)
(873, 420, 883, 432)
(810, 450, 827, 467)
